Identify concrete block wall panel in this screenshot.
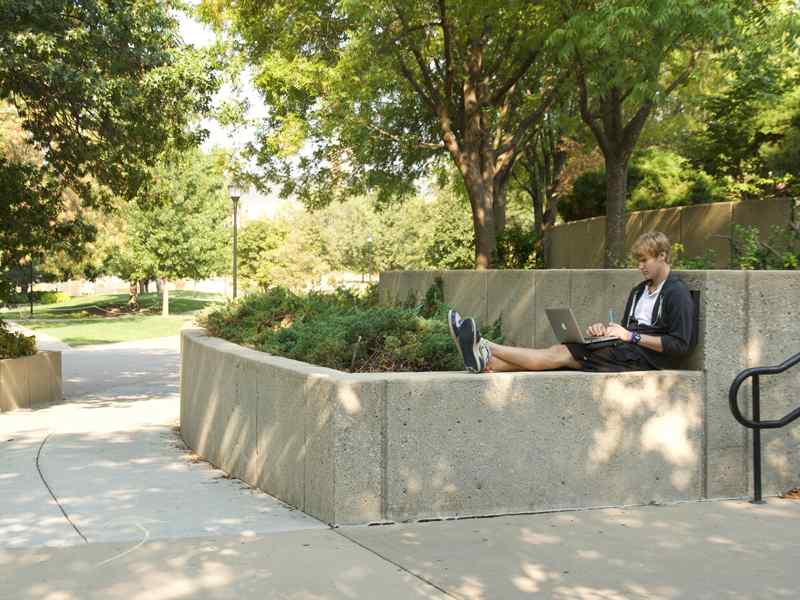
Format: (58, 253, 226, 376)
(303, 375, 336, 523)
(396, 270, 439, 305)
(0, 356, 27, 410)
(224, 355, 260, 484)
(532, 270, 572, 348)
(701, 271, 750, 498)
(745, 271, 800, 495)
(382, 371, 704, 522)
(486, 271, 536, 347)
(0, 352, 62, 411)
(584, 218, 606, 267)
(641, 207, 683, 252)
(558, 219, 604, 268)
(441, 271, 489, 329)
(255, 364, 309, 510)
(204, 345, 241, 471)
(548, 199, 794, 269)
(624, 212, 647, 256)
(733, 198, 793, 243)
(547, 224, 572, 268)
(331, 376, 386, 524)
(377, 271, 401, 304)
(680, 203, 735, 268)
(180, 330, 206, 450)
(26, 351, 62, 407)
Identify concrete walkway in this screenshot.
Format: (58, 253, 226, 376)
(1, 332, 799, 599)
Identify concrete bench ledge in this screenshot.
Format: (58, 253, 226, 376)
(0, 351, 63, 412)
(181, 328, 708, 525)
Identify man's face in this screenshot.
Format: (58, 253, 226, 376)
(636, 251, 667, 282)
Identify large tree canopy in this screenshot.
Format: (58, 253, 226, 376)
(108, 148, 230, 314)
(205, 0, 564, 268)
(0, 0, 218, 199)
(0, 1, 219, 301)
(554, 0, 748, 266)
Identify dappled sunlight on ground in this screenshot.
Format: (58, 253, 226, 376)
(0, 529, 450, 600)
(342, 498, 800, 599)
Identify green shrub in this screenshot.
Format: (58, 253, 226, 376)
(671, 243, 718, 270)
(199, 282, 502, 373)
(560, 150, 725, 222)
(733, 224, 800, 270)
(628, 149, 725, 210)
(6, 290, 69, 305)
(0, 320, 37, 360)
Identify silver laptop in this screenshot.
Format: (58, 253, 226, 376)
(545, 308, 617, 345)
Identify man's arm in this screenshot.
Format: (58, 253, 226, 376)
(604, 323, 663, 352)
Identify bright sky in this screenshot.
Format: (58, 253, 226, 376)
(174, 5, 289, 218)
(174, 4, 266, 153)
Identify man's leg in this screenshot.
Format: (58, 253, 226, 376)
(485, 341, 581, 372)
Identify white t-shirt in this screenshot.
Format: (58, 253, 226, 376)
(632, 280, 665, 327)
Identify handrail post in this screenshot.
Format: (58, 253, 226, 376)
(752, 375, 764, 504)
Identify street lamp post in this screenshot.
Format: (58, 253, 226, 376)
(228, 183, 243, 300)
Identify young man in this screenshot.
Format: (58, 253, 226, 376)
(449, 231, 696, 373)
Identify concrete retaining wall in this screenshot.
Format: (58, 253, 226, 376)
(181, 329, 705, 525)
(548, 198, 795, 268)
(180, 269, 800, 523)
(379, 269, 800, 500)
(0, 352, 62, 412)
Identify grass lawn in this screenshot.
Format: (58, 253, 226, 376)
(2, 291, 226, 347)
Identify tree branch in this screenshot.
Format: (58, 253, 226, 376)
(437, 0, 455, 102)
(575, 59, 609, 155)
(494, 76, 565, 161)
(490, 49, 540, 107)
(364, 121, 445, 151)
(392, 3, 442, 107)
(396, 55, 437, 114)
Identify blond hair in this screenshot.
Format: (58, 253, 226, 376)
(631, 231, 671, 263)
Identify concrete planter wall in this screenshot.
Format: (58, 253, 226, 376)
(380, 269, 800, 500)
(0, 351, 63, 412)
(181, 328, 705, 525)
(180, 269, 800, 525)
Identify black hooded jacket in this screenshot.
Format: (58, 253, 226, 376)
(621, 272, 697, 369)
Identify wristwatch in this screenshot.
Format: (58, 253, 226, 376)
(630, 331, 642, 345)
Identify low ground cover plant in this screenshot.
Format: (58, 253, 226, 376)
(200, 282, 501, 373)
(0, 319, 37, 360)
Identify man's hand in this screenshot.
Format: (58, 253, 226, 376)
(586, 322, 607, 337)
(605, 323, 631, 341)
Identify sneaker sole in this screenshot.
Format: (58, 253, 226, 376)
(448, 310, 464, 363)
(459, 319, 482, 373)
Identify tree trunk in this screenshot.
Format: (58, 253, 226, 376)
(161, 279, 169, 316)
(463, 162, 497, 270)
(605, 155, 628, 267)
(128, 282, 139, 311)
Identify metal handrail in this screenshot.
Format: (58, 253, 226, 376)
(728, 351, 800, 503)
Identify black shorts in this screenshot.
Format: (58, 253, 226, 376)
(565, 342, 654, 372)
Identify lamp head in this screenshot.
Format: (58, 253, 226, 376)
(228, 183, 243, 201)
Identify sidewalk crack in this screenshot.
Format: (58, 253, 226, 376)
(36, 433, 89, 544)
(333, 528, 459, 599)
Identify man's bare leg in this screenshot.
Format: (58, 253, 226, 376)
(485, 341, 581, 372)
